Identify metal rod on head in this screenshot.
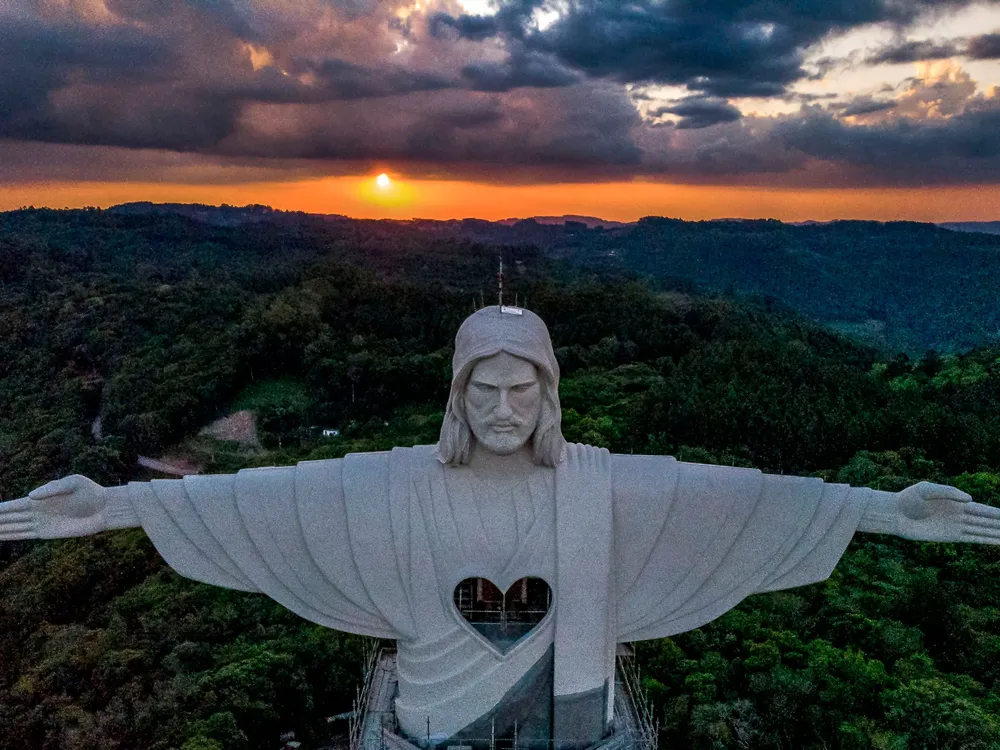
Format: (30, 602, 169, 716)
(498, 257, 504, 308)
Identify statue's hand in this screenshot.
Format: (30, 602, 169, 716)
(893, 481, 1000, 543)
(0, 475, 109, 540)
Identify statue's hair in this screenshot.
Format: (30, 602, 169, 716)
(437, 357, 567, 467)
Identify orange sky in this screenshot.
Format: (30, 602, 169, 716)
(1, 178, 998, 222)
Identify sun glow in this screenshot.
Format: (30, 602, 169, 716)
(359, 173, 413, 212)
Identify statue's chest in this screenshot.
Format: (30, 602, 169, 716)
(428, 469, 556, 591)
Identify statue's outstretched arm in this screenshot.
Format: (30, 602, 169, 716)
(0, 475, 139, 540)
(856, 481, 1000, 544)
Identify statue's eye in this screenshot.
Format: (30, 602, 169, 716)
(511, 383, 534, 393)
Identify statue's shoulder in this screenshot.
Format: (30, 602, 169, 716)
(340, 445, 441, 510)
(609, 451, 678, 472)
(342, 444, 442, 480)
(609, 452, 678, 497)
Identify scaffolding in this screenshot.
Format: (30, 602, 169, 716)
(349, 646, 657, 750)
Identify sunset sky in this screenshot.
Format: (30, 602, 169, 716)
(2, 0, 999, 221)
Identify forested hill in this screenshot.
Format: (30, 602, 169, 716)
(430, 216, 1000, 354)
(102, 203, 1000, 354)
(4, 205, 1000, 748)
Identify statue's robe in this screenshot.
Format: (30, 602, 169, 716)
(123, 445, 872, 746)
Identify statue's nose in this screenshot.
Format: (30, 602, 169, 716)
(494, 391, 514, 419)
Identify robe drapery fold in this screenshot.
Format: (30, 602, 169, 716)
(126, 447, 869, 745)
(612, 456, 866, 642)
(129, 462, 399, 639)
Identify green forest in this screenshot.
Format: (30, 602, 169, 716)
(3, 206, 1000, 749)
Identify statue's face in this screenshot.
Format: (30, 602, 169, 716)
(464, 351, 542, 456)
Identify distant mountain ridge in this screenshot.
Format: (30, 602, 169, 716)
(110, 201, 349, 226)
(497, 214, 629, 229)
(938, 221, 1000, 235)
(87, 203, 1000, 353)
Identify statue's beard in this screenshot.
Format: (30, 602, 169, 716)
(469, 421, 535, 456)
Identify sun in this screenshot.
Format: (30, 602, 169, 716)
(376, 173, 391, 189)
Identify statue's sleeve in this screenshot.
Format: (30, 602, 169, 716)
(126, 458, 399, 639)
(612, 455, 869, 642)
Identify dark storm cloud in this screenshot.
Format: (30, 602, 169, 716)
(0, 17, 197, 146)
(653, 98, 743, 129)
(461, 51, 578, 91)
(967, 31, 1000, 59)
(220, 58, 455, 103)
(434, 0, 985, 98)
(863, 31, 1000, 64)
(774, 104, 1000, 182)
(836, 97, 898, 116)
(220, 82, 644, 176)
(523, 6, 806, 97)
(0, 4, 457, 153)
(865, 38, 963, 64)
(292, 57, 455, 99)
(429, 11, 501, 41)
(105, 0, 262, 40)
(0, 17, 171, 86)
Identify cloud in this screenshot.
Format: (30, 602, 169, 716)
(967, 31, 1000, 59)
(774, 102, 1000, 182)
(0, 0, 999, 190)
(863, 30, 1000, 64)
(461, 51, 578, 91)
(0, 17, 207, 147)
(504, 3, 809, 98)
(436, 0, 987, 98)
(290, 57, 455, 99)
(218, 82, 644, 177)
(893, 62, 977, 119)
(653, 98, 743, 129)
(865, 38, 963, 65)
(429, 11, 500, 42)
(836, 98, 898, 117)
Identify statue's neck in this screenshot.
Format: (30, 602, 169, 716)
(466, 444, 539, 487)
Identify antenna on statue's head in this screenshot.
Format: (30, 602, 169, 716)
(496, 255, 524, 316)
(497, 257, 503, 310)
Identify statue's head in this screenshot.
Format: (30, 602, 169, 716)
(438, 306, 567, 466)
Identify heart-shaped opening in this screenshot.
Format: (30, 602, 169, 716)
(454, 577, 552, 654)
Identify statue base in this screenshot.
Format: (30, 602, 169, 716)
(349, 646, 657, 750)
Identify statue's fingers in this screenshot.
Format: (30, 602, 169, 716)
(0, 511, 32, 524)
(0, 521, 35, 534)
(966, 503, 1000, 519)
(964, 519, 1000, 536)
(962, 516, 1000, 531)
(0, 497, 32, 514)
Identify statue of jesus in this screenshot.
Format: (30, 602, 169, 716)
(3, 306, 998, 747)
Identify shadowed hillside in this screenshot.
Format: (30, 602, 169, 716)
(94, 204, 1000, 354)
